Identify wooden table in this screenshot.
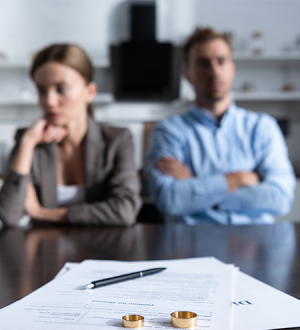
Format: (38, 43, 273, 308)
(0, 222, 300, 329)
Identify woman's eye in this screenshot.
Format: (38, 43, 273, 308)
(217, 58, 226, 65)
(37, 88, 46, 95)
(57, 86, 66, 94)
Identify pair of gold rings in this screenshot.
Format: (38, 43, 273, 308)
(122, 311, 197, 328)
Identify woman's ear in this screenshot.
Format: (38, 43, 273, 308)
(86, 82, 97, 103)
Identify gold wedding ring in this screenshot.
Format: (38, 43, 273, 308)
(122, 315, 144, 328)
(171, 311, 197, 328)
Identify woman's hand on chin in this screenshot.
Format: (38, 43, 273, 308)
(25, 118, 68, 146)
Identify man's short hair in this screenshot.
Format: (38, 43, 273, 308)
(183, 28, 232, 66)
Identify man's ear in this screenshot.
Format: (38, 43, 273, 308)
(86, 82, 97, 103)
(183, 68, 192, 84)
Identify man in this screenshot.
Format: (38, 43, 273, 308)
(147, 28, 295, 225)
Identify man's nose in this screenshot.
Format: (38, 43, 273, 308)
(208, 60, 220, 76)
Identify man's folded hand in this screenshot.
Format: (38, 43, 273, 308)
(226, 172, 260, 193)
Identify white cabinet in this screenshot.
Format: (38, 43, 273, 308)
(233, 53, 300, 102)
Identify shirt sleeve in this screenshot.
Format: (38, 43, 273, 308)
(67, 129, 142, 226)
(147, 119, 229, 216)
(218, 115, 296, 216)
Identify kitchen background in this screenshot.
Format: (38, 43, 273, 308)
(0, 0, 299, 221)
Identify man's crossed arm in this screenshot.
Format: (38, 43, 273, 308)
(152, 156, 293, 217)
(156, 157, 260, 192)
(148, 115, 295, 218)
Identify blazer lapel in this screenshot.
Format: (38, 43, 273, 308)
(39, 142, 57, 208)
(38, 117, 104, 207)
(85, 116, 104, 188)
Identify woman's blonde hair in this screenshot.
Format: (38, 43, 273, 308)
(30, 43, 94, 116)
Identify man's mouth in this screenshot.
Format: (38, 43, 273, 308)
(209, 81, 223, 90)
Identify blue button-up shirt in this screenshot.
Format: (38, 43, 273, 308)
(147, 103, 296, 225)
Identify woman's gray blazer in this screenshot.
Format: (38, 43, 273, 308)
(0, 116, 141, 226)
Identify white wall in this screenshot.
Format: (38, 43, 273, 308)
(0, 0, 299, 63)
(0, 0, 119, 63)
(158, 0, 300, 51)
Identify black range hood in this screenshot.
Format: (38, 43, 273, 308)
(111, 2, 181, 101)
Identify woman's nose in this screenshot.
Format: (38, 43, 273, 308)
(44, 90, 58, 107)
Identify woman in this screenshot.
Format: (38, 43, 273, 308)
(0, 44, 141, 226)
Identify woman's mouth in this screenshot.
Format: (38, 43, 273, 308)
(46, 112, 60, 119)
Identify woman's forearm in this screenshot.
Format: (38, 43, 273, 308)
(31, 207, 68, 223)
(11, 133, 37, 175)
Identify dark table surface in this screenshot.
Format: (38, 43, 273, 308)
(0, 222, 300, 329)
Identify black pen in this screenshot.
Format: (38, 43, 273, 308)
(85, 267, 166, 289)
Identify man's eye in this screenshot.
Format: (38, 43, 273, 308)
(196, 60, 209, 68)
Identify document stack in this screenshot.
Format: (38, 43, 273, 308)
(1, 257, 300, 329)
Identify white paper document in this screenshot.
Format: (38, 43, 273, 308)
(58, 260, 300, 330)
(1, 257, 300, 330)
(0, 258, 235, 330)
(210, 257, 300, 330)
(233, 271, 300, 330)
